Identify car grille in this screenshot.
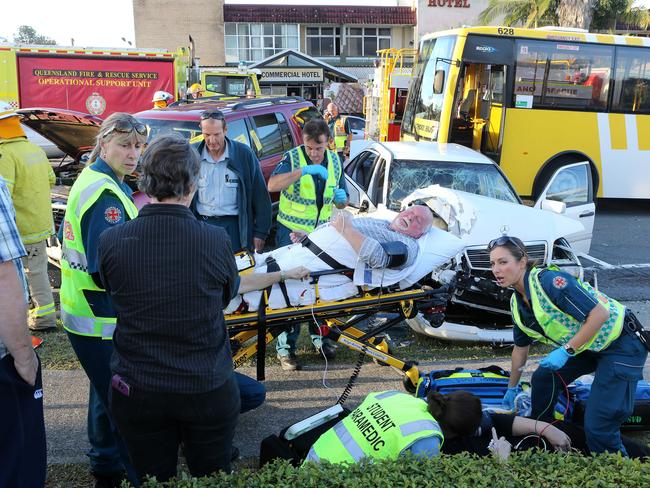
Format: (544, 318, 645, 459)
(465, 242, 547, 270)
(52, 205, 66, 234)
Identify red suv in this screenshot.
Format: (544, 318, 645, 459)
(134, 96, 321, 183)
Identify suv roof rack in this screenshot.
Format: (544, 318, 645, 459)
(231, 96, 305, 111)
(167, 94, 243, 107)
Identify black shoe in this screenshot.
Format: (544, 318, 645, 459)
(316, 342, 336, 360)
(92, 471, 125, 488)
(231, 446, 241, 462)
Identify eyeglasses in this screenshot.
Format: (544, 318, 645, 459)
(104, 119, 147, 137)
(488, 235, 526, 254)
(200, 110, 225, 121)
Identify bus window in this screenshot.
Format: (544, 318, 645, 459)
(613, 47, 650, 114)
(514, 40, 613, 111)
(402, 35, 456, 141)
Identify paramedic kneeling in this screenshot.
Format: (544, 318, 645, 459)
(489, 236, 648, 454)
(304, 390, 481, 464)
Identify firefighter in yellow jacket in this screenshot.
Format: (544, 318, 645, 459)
(0, 101, 56, 330)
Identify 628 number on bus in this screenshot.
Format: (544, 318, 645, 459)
(498, 27, 514, 36)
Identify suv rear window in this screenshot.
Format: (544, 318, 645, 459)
(293, 107, 322, 128)
(139, 118, 200, 141)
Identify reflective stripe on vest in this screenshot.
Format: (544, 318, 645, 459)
(60, 167, 137, 339)
(511, 267, 624, 353)
(306, 390, 443, 465)
(277, 147, 341, 233)
(61, 310, 116, 339)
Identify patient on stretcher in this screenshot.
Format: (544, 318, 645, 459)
(226, 205, 464, 313)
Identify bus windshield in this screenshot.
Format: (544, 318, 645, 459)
(386, 159, 519, 211)
(402, 35, 456, 141)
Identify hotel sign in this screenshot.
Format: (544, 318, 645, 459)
(428, 0, 471, 7)
(260, 68, 324, 83)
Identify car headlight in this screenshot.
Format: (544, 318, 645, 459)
(551, 238, 583, 280)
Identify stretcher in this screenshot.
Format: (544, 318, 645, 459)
(225, 262, 452, 392)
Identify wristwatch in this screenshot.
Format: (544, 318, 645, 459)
(563, 343, 576, 356)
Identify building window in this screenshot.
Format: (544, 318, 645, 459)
(225, 23, 299, 63)
(347, 27, 391, 57)
(306, 27, 341, 57)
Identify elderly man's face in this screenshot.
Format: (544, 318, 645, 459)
(389, 205, 433, 239)
(327, 103, 339, 117)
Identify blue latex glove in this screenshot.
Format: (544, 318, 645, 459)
(539, 346, 572, 371)
(333, 188, 347, 205)
(501, 387, 518, 410)
(302, 164, 329, 181)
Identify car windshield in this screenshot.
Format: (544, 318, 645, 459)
(137, 118, 201, 142)
(387, 159, 519, 211)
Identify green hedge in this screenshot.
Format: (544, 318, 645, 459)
(139, 451, 649, 488)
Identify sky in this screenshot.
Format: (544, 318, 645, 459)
(1, 0, 649, 48)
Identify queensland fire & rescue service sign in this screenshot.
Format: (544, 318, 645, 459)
(17, 56, 175, 116)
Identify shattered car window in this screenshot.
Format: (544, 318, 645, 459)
(387, 159, 519, 211)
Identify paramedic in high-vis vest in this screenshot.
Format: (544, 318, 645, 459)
(489, 236, 648, 455)
(59, 113, 146, 486)
(304, 390, 481, 464)
(268, 117, 348, 371)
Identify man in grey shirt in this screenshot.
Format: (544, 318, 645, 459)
(290, 205, 434, 270)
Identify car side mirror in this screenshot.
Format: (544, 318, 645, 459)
(433, 70, 445, 95)
(359, 200, 370, 213)
(540, 199, 566, 214)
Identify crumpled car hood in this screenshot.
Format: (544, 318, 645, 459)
(402, 185, 584, 247)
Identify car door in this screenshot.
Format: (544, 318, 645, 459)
(533, 161, 595, 253)
(343, 150, 380, 213)
(346, 116, 366, 140)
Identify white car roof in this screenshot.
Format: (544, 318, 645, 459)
(376, 141, 495, 165)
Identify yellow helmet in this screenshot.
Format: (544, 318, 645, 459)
(188, 83, 204, 95)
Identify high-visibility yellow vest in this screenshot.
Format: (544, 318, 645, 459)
(60, 167, 137, 339)
(305, 391, 443, 465)
(511, 267, 624, 353)
(0, 137, 55, 244)
(276, 147, 341, 233)
(328, 116, 347, 151)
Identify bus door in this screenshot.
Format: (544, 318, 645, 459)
(449, 36, 514, 161)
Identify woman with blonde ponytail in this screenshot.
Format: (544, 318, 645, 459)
(59, 112, 146, 486)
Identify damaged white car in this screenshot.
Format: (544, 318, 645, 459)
(344, 141, 595, 344)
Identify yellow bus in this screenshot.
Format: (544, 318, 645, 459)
(401, 26, 650, 200)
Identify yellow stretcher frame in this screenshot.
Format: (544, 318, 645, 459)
(226, 271, 450, 392)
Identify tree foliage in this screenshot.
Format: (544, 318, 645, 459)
(478, 0, 556, 28)
(13, 25, 56, 45)
(592, 0, 650, 30)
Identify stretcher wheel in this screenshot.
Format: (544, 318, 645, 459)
(403, 374, 417, 394)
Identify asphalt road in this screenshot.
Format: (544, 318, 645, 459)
(586, 199, 650, 300)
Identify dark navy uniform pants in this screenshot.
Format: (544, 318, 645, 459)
(530, 322, 647, 454)
(0, 353, 46, 488)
